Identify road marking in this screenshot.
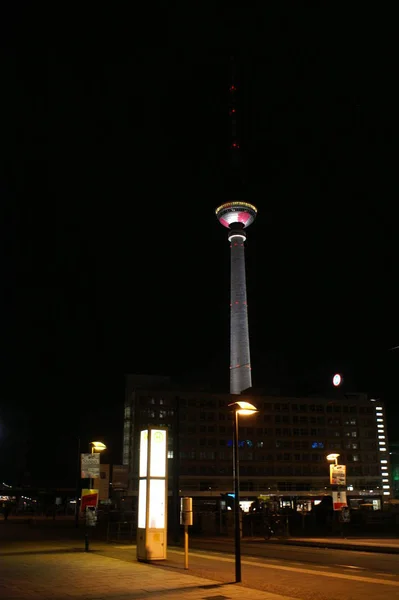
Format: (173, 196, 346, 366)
(169, 549, 399, 587)
(336, 565, 364, 570)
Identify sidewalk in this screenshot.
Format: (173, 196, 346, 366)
(0, 540, 296, 600)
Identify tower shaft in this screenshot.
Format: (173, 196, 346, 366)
(229, 230, 252, 394)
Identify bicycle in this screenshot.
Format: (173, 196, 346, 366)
(262, 515, 287, 540)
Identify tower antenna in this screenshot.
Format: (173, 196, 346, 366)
(229, 56, 239, 153)
(215, 60, 257, 395)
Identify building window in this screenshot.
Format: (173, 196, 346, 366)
(311, 442, 324, 449)
(168, 451, 173, 459)
(351, 431, 357, 438)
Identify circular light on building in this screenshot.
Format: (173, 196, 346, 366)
(332, 373, 342, 387)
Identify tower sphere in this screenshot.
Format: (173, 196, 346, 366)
(215, 201, 257, 229)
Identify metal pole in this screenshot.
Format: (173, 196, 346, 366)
(184, 524, 188, 569)
(173, 397, 180, 543)
(75, 437, 81, 528)
(233, 410, 241, 583)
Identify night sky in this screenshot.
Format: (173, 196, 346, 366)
(1, 7, 398, 487)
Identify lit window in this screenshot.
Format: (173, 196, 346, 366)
(381, 460, 388, 463)
(382, 479, 389, 482)
(378, 435, 385, 439)
(376, 412, 383, 416)
(376, 406, 383, 410)
(379, 448, 387, 451)
(383, 485, 390, 489)
(377, 418, 383, 422)
(383, 491, 390, 495)
(168, 451, 173, 459)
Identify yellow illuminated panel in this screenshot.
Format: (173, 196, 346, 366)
(139, 430, 148, 478)
(138, 479, 146, 528)
(150, 429, 166, 477)
(149, 479, 165, 528)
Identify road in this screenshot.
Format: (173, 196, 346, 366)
(101, 539, 399, 600)
(1, 523, 398, 600)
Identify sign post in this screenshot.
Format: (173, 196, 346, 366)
(180, 497, 193, 569)
(137, 427, 168, 561)
(80, 489, 99, 552)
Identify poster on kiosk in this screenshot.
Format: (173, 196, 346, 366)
(137, 427, 168, 561)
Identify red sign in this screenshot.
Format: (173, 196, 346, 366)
(80, 489, 98, 514)
(332, 491, 347, 511)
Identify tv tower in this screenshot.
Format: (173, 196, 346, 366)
(215, 60, 257, 395)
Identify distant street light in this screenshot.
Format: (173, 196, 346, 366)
(228, 400, 258, 583)
(332, 373, 342, 387)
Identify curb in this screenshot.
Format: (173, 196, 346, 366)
(266, 539, 399, 554)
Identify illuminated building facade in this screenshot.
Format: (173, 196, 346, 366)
(123, 376, 392, 505)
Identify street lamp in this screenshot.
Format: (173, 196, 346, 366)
(326, 453, 340, 466)
(90, 441, 107, 453)
(228, 400, 258, 583)
(89, 441, 107, 488)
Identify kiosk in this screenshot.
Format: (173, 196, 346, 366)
(137, 427, 168, 561)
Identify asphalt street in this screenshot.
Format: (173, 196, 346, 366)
(102, 539, 399, 600)
(1, 523, 398, 600)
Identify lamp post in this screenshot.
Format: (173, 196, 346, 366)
(228, 401, 258, 583)
(89, 441, 107, 488)
(326, 453, 341, 533)
(75, 437, 81, 527)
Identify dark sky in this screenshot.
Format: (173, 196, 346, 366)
(1, 6, 398, 486)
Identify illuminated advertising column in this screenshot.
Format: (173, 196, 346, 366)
(137, 427, 168, 561)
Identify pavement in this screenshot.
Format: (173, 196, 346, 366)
(0, 539, 297, 600)
(1, 523, 398, 600)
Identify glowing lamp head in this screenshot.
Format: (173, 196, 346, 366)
(326, 453, 340, 462)
(228, 401, 258, 416)
(332, 373, 342, 387)
(216, 202, 257, 229)
(91, 441, 107, 452)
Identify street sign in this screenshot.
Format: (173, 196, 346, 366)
(339, 506, 351, 522)
(80, 489, 99, 514)
(81, 453, 100, 479)
(332, 490, 348, 511)
(112, 464, 129, 490)
(330, 464, 346, 486)
(85, 506, 97, 527)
